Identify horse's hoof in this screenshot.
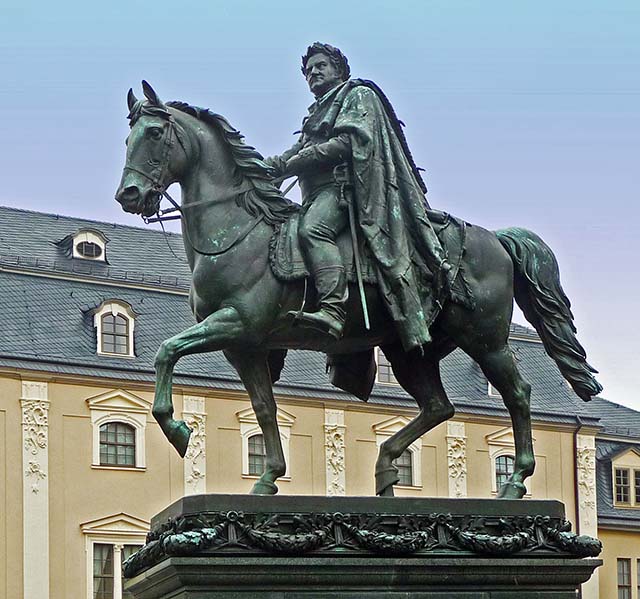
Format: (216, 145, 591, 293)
(250, 480, 279, 495)
(375, 466, 399, 496)
(497, 481, 527, 499)
(169, 421, 192, 458)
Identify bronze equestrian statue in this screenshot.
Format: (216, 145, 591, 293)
(115, 43, 602, 499)
(265, 43, 452, 343)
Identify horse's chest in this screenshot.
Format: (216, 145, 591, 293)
(190, 260, 230, 305)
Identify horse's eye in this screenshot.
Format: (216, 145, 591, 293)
(148, 127, 163, 140)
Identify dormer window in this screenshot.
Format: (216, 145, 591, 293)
(77, 240, 102, 258)
(73, 229, 107, 261)
(93, 300, 136, 357)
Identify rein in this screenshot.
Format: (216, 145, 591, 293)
(128, 112, 296, 259)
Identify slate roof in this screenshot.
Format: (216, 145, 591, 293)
(0, 206, 190, 291)
(579, 398, 640, 530)
(0, 205, 604, 426)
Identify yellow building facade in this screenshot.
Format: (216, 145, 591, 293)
(1, 371, 599, 598)
(1, 206, 635, 599)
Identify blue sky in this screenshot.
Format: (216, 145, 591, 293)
(1, 1, 638, 409)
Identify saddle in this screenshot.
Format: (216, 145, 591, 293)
(269, 208, 474, 311)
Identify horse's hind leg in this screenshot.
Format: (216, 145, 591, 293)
(375, 344, 455, 497)
(153, 307, 245, 456)
(474, 345, 534, 499)
(225, 350, 285, 495)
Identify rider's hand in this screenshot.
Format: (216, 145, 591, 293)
(263, 155, 287, 178)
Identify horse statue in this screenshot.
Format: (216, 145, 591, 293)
(115, 82, 602, 499)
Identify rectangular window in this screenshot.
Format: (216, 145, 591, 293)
(635, 470, 640, 505)
(618, 558, 631, 599)
(93, 543, 114, 599)
(377, 349, 398, 385)
(637, 559, 640, 597)
(616, 468, 630, 503)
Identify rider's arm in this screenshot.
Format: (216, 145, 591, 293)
(264, 136, 305, 178)
(285, 134, 351, 175)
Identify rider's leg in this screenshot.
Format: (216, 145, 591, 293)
(295, 185, 349, 338)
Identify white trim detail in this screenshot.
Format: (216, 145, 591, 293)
(80, 513, 149, 599)
(72, 229, 108, 261)
(372, 415, 422, 487)
(183, 395, 207, 495)
(93, 300, 136, 357)
(21, 380, 50, 599)
(575, 433, 599, 599)
(324, 409, 346, 496)
(485, 427, 535, 496)
(86, 389, 150, 469)
(236, 406, 295, 478)
(446, 421, 467, 498)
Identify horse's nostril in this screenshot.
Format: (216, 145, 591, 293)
(119, 186, 140, 203)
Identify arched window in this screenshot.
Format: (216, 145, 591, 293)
(247, 434, 266, 476)
(495, 455, 515, 490)
(100, 422, 136, 467)
(393, 449, 413, 486)
(102, 313, 130, 355)
(93, 300, 136, 357)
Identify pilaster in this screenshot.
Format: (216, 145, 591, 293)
(324, 409, 346, 496)
(21, 380, 50, 599)
(576, 433, 599, 599)
(446, 421, 467, 498)
(182, 396, 207, 495)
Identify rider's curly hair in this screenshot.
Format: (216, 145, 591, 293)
(301, 42, 351, 81)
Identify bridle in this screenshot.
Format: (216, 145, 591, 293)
(123, 112, 184, 224)
(124, 112, 267, 258)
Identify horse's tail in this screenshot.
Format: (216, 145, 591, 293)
(495, 227, 602, 402)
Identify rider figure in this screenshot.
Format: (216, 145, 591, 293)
(267, 43, 452, 348)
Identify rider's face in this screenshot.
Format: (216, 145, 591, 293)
(305, 53, 343, 99)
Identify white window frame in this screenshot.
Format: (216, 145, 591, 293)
(86, 389, 150, 470)
(375, 347, 399, 386)
(488, 381, 502, 398)
(486, 427, 534, 496)
(611, 449, 640, 507)
(94, 300, 136, 358)
(236, 406, 295, 479)
(373, 416, 422, 488)
(80, 513, 148, 599)
(72, 228, 108, 261)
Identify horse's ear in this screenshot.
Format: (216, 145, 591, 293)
(142, 80, 162, 106)
(127, 88, 138, 112)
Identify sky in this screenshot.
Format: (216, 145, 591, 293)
(1, 1, 638, 409)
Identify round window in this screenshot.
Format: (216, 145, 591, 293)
(76, 241, 103, 258)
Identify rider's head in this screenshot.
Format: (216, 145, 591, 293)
(301, 43, 350, 98)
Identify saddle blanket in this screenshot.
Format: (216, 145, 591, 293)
(268, 209, 474, 310)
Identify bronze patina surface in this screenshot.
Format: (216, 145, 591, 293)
(115, 45, 602, 500)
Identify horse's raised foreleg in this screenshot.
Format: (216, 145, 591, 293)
(225, 350, 285, 495)
(153, 307, 245, 456)
(375, 345, 455, 497)
(475, 346, 534, 499)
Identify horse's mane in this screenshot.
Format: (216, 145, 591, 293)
(167, 101, 299, 225)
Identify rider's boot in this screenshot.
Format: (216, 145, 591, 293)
(290, 266, 347, 339)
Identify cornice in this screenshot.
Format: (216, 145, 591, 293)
(0, 263, 189, 296)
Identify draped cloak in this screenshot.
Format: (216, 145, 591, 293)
(301, 79, 442, 351)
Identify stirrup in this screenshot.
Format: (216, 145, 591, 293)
(288, 309, 344, 340)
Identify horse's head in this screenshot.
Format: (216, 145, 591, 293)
(115, 81, 188, 218)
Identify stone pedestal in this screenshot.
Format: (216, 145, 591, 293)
(124, 495, 601, 598)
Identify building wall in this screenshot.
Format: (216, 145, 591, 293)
(0, 369, 591, 598)
(0, 376, 23, 599)
(598, 528, 640, 599)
